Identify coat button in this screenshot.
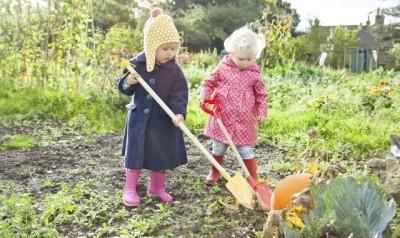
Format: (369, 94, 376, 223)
(149, 78, 156, 85)
(144, 108, 150, 114)
(146, 94, 152, 100)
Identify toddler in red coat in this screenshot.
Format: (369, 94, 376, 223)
(200, 27, 267, 185)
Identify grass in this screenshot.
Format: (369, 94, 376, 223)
(260, 108, 396, 158)
(1, 135, 38, 150)
(185, 64, 400, 159)
(0, 81, 126, 134)
(2, 64, 399, 159)
(0, 182, 149, 237)
(270, 161, 296, 173)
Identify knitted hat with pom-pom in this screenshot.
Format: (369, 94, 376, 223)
(143, 8, 180, 72)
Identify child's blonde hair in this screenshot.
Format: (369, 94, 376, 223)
(224, 27, 265, 59)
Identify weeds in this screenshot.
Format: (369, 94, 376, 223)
(2, 64, 399, 158)
(270, 161, 296, 173)
(1, 135, 38, 150)
(0, 84, 126, 134)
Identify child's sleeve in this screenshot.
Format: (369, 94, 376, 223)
(254, 76, 267, 119)
(169, 68, 189, 117)
(116, 59, 138, 96)
(200, 67, 220, 102)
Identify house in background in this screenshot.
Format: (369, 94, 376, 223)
(349, 24, 380, 72)
(321, 9, 399, 72)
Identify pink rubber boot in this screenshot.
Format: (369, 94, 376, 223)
(147, 170, 173, 203)
(122, 169, 141, 206)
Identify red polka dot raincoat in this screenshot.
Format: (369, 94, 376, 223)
(200, 56, 267, 146)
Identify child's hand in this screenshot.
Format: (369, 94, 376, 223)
(126, 72, 140, 85)
(172, 114, 184, 127)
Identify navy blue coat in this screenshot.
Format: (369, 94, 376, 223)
(116, 53, 188, 170)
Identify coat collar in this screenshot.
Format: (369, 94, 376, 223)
(222, 55, 260, 73)
(134, 52, 177, 70)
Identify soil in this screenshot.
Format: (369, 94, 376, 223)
(0, 120, 291, 237)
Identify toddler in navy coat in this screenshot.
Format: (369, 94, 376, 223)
(116, 8, 188, 206)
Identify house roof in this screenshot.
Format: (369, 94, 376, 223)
(321, 24, 392, 49)
(320, 25, 360, 32)
(357, 27, 379, 48)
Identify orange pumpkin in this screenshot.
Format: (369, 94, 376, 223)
(271, 173, 312, 210)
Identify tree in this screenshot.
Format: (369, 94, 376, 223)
(377, 6, 400, 40)
(275, 0, 300, 35)
(92, 0, 137, 31)
(289, 35, 313, 63)
(382, 5, 400, 23)
(326, 26, 359, 68)
(307, 19, 327, 57)
(389, 43, 400, 65)
(131, 0, 299, 51)
(289, 18, 327, 65)
(251, 0, 298, 68)
(174, 5, 210, 51)
(174, 0, 266, 51)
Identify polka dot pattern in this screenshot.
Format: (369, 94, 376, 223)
(143, 14, 180, 72)
(201, 56, 267, 146)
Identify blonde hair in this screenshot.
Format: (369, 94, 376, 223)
(224, 27, 265, 59)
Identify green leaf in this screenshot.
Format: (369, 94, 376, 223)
(280, 222, 302, 238)
(310, 177, 396, 238)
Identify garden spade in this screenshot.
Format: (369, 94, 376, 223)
(125, 64, 255, 209)
(200, 98, 272, 210)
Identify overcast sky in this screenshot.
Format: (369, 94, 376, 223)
(285, 0, 400, 30)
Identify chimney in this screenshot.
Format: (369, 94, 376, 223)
(375, 8, 385, 25)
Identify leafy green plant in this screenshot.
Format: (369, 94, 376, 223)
(389, 43, 400, 65)
(259, 64, 400, 158)
(211, 183, 222, 193)
(0, 194, 59, 237)
(118, 203, 174, 237)
(183, 64, 213, 89)
(98, 25, 142, 61)
(185, 95, 207, 133)
(42, 179, 54, 189)
(41, 187, 76, 225)
(191, 178, 205, 196)
(281, 176, 397, 238)
(270, 161, 296, 172)
(129, 217, 159, 236)
(1, 135, 38, 150)
(184, 49, 219, 69)
(68, 114, 91, 131)
(202, 216, 228, 234)
(0, 85, 126, 134)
